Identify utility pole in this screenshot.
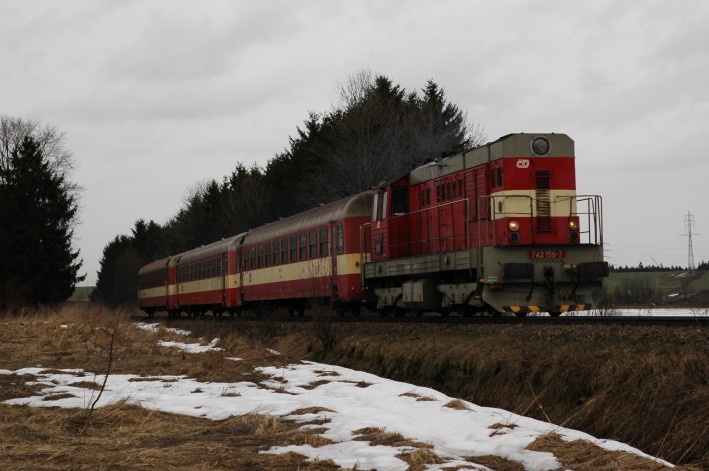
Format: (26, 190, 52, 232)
(681, 211, 699, 271)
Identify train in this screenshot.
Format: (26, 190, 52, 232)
(138, 133, 608, 318)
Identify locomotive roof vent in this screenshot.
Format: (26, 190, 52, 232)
(531, 136, 551, 156)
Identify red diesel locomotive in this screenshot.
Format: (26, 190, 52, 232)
(362, 132, 608, 316)
(139, 133, 608, 317)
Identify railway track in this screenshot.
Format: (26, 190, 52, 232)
(131, 313, 709, 327)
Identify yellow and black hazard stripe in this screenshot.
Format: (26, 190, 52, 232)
(503, 304, 588, 315)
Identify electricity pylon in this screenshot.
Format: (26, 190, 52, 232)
(681, 212, 699, 271)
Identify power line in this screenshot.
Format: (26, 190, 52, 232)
(681, 211, 700, 271)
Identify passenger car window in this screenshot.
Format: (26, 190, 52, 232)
(319, 227, 328, 256)
(299, 234, 307, 260)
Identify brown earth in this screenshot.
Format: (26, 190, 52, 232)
(1, 304, 706, 470)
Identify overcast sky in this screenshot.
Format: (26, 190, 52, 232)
(2, 0, 708, 285)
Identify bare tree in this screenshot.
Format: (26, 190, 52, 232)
(335, 68, 375, 110)
(0, 116, 81, 221)
(312, 73, 488, 201)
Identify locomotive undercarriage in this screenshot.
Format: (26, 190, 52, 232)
(364, 249, 483, 316)
(363, 245, 607, 316)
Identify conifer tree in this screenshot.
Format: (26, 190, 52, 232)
(0, 136, 83, 308)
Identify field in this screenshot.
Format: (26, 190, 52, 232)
(69, 286, 93, 301)
(604, 270, 709, 306)
(1, 304, 707, 470)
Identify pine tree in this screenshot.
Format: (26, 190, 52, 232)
(92, 234, 138, 307)
(0, 136, 83, 308)
(283, 73, 487, 205)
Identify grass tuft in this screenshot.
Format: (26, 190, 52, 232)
(444, 399, 470, 410)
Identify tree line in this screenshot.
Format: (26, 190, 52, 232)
(0, 117, 84, 310)
(92, 72, 485, 306)
(610, 262, 707, 273)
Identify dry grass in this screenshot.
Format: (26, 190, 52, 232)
(289, 406, 337, 415)
(0, 304, 336, 470)
(301, 379, 333, 390)
(352, 426, 446, 469)
(2, 304, 707, 470)
(353, 426, 418, 447)
(444, 399, 470, 410)
(489, 421, 518, 437)
(0, 401, 340, 470)
(463, 455, 526, 471)
(396, 447, 447, 470)
(318, 321, 709, 470)
(527, 432, 701, 471)
(399, 391, 437, 402)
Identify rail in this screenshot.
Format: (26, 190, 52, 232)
(132, 313, 709, 327)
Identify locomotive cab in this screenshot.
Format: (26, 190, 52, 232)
(369, 177, 412, 261)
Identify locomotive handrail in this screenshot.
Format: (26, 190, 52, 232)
(360, 222, 371, 285)
(360, 192, 604, 278)
(476, 194, 534, 246)
(362, 199, 471, 263)
(555, 194, 604, 245)
(491, 194, 534, 244)
(473, 193, 605, 276)
(476, 194, 534, 277)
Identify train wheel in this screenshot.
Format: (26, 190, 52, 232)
(336, 304, 361, 317)
(549, 311, 562, 317)
(514, 311, 527, 318)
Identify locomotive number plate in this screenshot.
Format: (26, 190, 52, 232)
(528, 249, 566, 260)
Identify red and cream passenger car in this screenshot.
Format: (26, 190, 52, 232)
(239, 191, 371, 315)
(171, 234, 245, 315)
(138, 193, 371, 317)
(137, 257, 173, 316)
(138, 234, 246, 317)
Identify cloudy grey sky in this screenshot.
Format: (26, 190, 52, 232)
(2, 0, 708, 285)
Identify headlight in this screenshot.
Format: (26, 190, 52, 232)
(508, 220, 520, 243)
(569, 219, 579, 242)
(531, 136, 550, 156)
